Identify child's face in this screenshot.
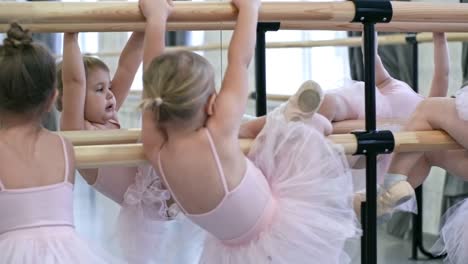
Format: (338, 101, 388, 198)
(84, 67, 116, 124)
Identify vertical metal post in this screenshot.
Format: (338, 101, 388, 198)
(351, 2, 393, 263)
(410, 37, 420, 260)
(254, 22, 280, 117)
(255, 27, 267, 116)
(363, 23, 378, 264)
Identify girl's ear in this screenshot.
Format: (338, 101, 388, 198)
(205, 93, 217, 116)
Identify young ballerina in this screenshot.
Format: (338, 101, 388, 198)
(0, 22, 120, 264)
(58, 29, 206, 264)
(140, 0, 360, 263)
(58, 31, 144, 202)
(240, 31, 449, 168)
(319, 31, 449, 125)
(239, 32, 449, 222)
(241, 32, 449, 138)
(370, 82, 468, 263)
(321, 31, 450, 218)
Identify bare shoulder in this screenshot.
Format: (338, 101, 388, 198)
(204, 123, 242, 162)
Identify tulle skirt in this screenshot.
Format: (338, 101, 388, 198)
(0, 226, 122, 264)
(432, 198, 468, 264)
(116, 164, 205, 264)
(199, 104, 361, 264)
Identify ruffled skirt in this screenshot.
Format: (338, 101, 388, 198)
(0, 226, 122, 264)
(432, 198, 468, 264)
(199, 104, 361, 264)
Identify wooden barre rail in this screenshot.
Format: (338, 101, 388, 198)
(2, 2, 468, 25)
(59, 118, 407, 146)
(0, 1, 353, 24)
(62, 32, 468, 59)
(73, 130, 463, 168)
(3, 21, 468, 33)
(59, 129, 141, 146)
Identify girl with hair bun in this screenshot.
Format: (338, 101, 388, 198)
(0, 22, 120, 264)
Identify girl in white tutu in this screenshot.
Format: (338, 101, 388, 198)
(0, 22, 121, 264)
(139, 0, 360, 263)
(239, 31, 450, 220)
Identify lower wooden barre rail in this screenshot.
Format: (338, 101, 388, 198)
(73, 131, 463, 169)
(76, 144, 146, 169)
(3, 21, 468, 33)
(59, 118, 408, 146)
(58, 129, 141, 146)
(75, 140, 253, 169)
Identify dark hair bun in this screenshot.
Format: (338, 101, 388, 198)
(3, 22, 33, 48)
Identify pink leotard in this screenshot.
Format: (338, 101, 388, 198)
(157, 128, 276, 246)
(379, 78, 424, 118)
(0, 136, 73, 235)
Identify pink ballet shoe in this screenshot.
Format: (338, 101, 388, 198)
(353, 181, 414, 223)
(377, 181, 415, 222)
(283, 80, 323, 122)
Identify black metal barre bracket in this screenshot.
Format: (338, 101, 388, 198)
(254, 22, 280, 117)
(351, 0, 393, 24)
(405, 33, 418, 45)
(351, 130, 395, 155)
(256, 22, 281, 34)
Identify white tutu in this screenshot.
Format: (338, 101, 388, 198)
(0, 226, 122, 264)
(199, 105, 361, 264)
(432, 198, 468, 264)
(455, 87, 468, 121)
(116, 164, 205, 264)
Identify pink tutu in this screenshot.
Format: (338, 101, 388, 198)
(432, 198, 468, 264)
(455, 87, 468, 121)
(116, 164, 205, 264)
(327, 80, 392, 120)
(198, 104, 361, 264)
(0, 226, 122, 264)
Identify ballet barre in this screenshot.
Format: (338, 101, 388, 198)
(2, 2, 468, 25)
(58, 118, 407, 146)
(68, 130, 462, 168)
(58, 129, 141, 146)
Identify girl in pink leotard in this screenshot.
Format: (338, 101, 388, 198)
(139, 0, 360, 262)
(318, 32, 450, 219)
(58, 23, 205, 264)
(239, 32, 449, 222)
(0, 22, 121, 264)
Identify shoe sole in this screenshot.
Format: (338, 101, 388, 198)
(377, 182, 415, 223)
(377, 193, 414, 224)
(297, 81, 323, 113)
